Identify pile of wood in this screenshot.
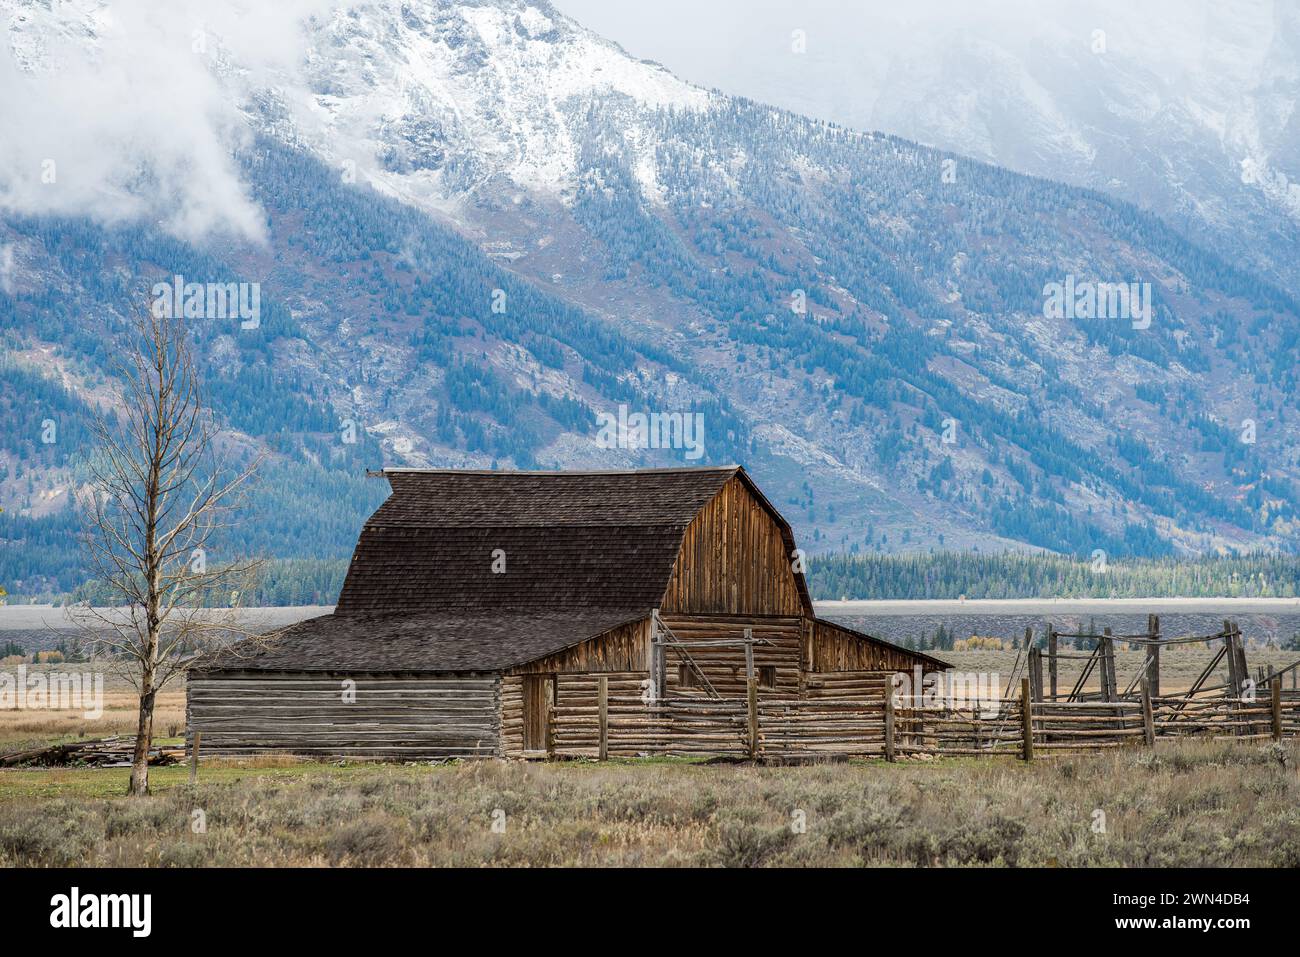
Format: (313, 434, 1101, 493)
(0, 736, 184, 768)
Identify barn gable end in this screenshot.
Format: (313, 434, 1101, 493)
(660, 474, 809, 617)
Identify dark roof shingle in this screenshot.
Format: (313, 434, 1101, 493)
(195, 609, 647, 674)
(335, 467, 742, 616)
(202, 467, 814, 674)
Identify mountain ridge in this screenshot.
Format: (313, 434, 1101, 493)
(2, 0, 1298, 595)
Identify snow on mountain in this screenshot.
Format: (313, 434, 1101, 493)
(274, 0, 710, 214)
(1, 0, 712, 225)
(3, 0, 1300, 577)
(569, 0, 1300, 289)
(865, 0, 1300, 248)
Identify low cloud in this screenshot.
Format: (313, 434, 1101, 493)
(0, 242, 13, 295)
(0, 0, 339, 244)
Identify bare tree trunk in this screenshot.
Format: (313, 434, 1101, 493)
(128, 673, 155, 795)
(72, 304, 264, 798)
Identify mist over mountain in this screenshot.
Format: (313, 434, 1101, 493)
(556, 0, 1300, 291)
(2, 0, 1298, 596)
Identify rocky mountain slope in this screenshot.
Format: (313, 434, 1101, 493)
(632, 0, 1300, 293)
(2, 0, 1298, 594)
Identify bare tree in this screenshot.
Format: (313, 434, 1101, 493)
(72, 304, 262, 795)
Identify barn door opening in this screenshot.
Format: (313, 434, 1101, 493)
(522, 675, 555, 753)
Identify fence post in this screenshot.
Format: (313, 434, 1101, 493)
(1233, 622, 1249, 695)
(1140, 678, 1155, 747)
(1223, 619, 1240, 697)
(883, 686, 895, 763)
(1020, 678, 1034, 762)
(1048, 628, 1058, 700)
(744, 628, 758, 759)
(546, 701, 555, 759)
(1145, 614, 1161, 699)
(598, 675, 609, 761)
(1272, 680, 1283, 743)
(189, 730, 201, 786)
(1029, 645, 1043, 703)
(1144, 641, 1160, 700)
(1101, 628, 1117, 701)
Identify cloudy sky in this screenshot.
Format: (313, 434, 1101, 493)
(2, 0, 1289, 245)
(0, 0, 333, 242)
(549, 0, 1280, 135)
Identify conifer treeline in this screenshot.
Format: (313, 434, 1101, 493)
(809, 551, 1300, 600)
(29, 552, 1300, 607)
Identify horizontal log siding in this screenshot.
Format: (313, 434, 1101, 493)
(549, 674, 653, 756)
(812, 619, 934, 672)
(660, 614, 803, 699)
(803, 671, 892, 700)
(508, 618, 651, 675)
(500, 674, 525, 757)
(501, 672, 650, 758)
(661, 476, 804, 616)
(187, 673, 500, 759)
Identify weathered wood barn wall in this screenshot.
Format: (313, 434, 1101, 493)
(187, 673, 500, 759)
(189, 467, 946, 760)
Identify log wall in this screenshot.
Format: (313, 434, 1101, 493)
(509, 618, 651, 675)
(811, 619, 937, 672)
(187, 673, 501, 759)
(500, 672, 649, 758)
(803, 670, 892, 700)
(501, 674, 525, 757)
(659, 614, 803, 698)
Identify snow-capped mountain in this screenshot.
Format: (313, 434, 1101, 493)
(871, 1, 1300, 289)
(2, 0, 1300, 595)
(627, 0, 1300, 291)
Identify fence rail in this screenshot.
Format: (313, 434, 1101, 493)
(550, 694, 888, 759)
(545, 679, 1300, 762)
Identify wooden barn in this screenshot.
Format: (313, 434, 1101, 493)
(188, 467, 947, 760)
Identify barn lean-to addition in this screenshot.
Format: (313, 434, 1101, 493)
(188, 467, 947, 759)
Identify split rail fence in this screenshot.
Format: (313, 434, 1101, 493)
(545, 677, 1300, 762)
(550, 690, 887, 759)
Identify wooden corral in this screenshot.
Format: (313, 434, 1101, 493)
(893, 618, 1300, 760)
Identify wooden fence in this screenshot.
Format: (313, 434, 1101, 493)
(546, 677, 1300, 762)
(549, 692, 887, 759)
(892, 680, 1300, 760)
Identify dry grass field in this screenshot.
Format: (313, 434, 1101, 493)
(940, 648, 1299, 695)
(0, 665, 185, 753)
(0, 740, 1297, 867)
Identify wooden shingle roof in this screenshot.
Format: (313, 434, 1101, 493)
(194, 609, 646, 674)
(334, 466, 748, 616)
(200, 466, 815, 675)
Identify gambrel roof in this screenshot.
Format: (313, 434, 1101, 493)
(194, 466, 939, 675)
(334, 466, 811, 616)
